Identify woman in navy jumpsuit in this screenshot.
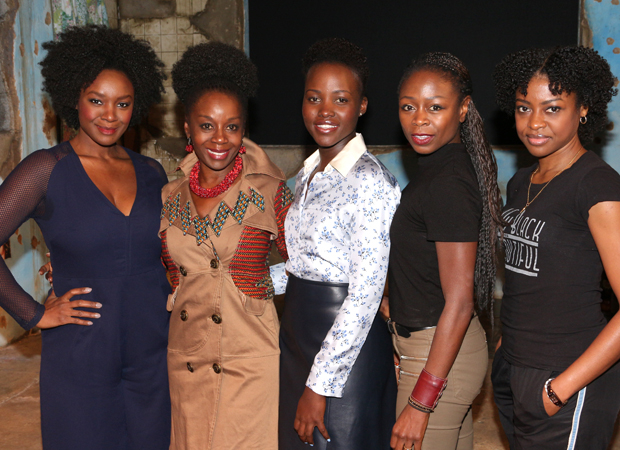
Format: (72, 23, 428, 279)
(0, 26, 170, 449)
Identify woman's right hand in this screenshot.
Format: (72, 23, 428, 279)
(36, 287, 101, 329)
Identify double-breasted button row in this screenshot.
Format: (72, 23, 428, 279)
(186, 362, 223, 374)
(180, 311, 219, 323)
(210, 259, 219, 269)
(179, 266, 187, 276)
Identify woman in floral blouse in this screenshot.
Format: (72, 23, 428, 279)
(278, 38, 401, 450)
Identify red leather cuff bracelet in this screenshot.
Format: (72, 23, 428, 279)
(410, 368, 448, 411)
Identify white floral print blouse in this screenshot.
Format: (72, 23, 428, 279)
(284, 134, 401, 397)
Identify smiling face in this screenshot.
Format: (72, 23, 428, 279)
(398, 69, 469, 155)
(184, 90, 245, 174)
(514, 75, 587, 160)
(75, 69, 134, 148)
(302, 62, 367, 154)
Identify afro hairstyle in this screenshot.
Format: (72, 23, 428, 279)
(302, 38, 369, 96)
(40, 25, 166, 130)
(171, 42, 258, 118)
(493, 46, 617, 143)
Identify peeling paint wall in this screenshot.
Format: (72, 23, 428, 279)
(0, 0, 53, 346)
(0, 0, 22, 181)
(583, 0, 620, 171)
(117, 0, 246, 175)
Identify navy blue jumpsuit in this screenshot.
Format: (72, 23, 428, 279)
(0, 142, 171, 449)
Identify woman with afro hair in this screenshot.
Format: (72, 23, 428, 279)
(492, 46, 620, 449)
(0, 25, 170, 449)
(160, 42, 292, 449)
(278, 38, 400, 450)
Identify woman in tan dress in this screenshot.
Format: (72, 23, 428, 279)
(160, 42, 292, 449)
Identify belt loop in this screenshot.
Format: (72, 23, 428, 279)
(387, 318, 412, 338)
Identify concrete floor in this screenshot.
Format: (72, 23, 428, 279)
(1, 333, 620, 450)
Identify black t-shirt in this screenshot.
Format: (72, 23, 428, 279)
(501, 151, 620, 370)
(389, 143, 482, 328)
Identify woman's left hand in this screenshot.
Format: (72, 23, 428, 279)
(542, 385, 562, 417)
(294, 386, 331, 445)
(390, 405, 429, 450)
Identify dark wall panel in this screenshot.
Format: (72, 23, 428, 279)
(248, 0, 579, 145)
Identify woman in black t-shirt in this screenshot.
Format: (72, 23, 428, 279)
(388, 53, 503, 450)
(492, 46, 620, 450)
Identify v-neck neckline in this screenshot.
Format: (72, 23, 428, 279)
(68, 143, 139, 218)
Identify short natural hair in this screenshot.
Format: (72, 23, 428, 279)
(40, 25, 165, 129)
(172, 42, 258, 119)
(302, 37, 369, 96)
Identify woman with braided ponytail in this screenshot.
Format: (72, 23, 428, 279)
(387, 52, 503, 450)
(161, 42, 292, 449)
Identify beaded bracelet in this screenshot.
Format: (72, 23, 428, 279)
(408, 395, 434, 414)
(409, 368, 448, 412)
(544, 378, 568, 408)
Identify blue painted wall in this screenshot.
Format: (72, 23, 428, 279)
(586, 0, 620, 172)
(0, 0, 54, 345)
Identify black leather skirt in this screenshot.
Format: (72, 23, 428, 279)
(279, 274, 396, 450)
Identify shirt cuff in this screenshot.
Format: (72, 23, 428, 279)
(305, 364, 346, 398)
(269, 263, 288, 296)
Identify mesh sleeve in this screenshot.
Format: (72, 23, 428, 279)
(0, 149, 61, 329)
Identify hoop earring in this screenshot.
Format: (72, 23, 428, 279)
(185, 137, 194, 153)
(580, 116, 587, 125)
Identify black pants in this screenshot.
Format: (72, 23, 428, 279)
(491, 346, 620, 450)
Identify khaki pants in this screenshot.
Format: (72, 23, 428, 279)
(392, 316, 488, 450)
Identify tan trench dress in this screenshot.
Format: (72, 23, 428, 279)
(160, 142, 290, 449)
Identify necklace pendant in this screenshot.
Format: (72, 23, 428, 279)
(520, 206, 527, 214)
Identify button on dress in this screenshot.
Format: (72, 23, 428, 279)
(160, 142, 291, 449)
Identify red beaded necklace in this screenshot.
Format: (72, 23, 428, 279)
(189, 146, 246, 198)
